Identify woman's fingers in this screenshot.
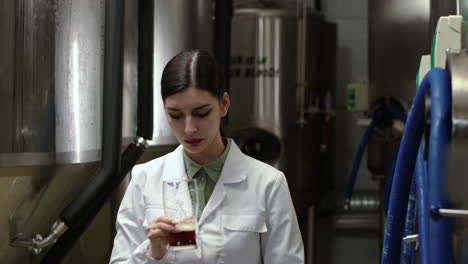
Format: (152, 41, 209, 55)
(146, 222, 178, 234)
(147, 228, 168, 240)
(146, 216, 181, 242)
(153, 216, 178, 225)
(179, 216, 193, 224)
(146, 216, 178, 259)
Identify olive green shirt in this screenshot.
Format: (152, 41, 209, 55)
(183, 138, 231, 219)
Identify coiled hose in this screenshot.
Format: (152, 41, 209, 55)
(381, 68, 453, 264)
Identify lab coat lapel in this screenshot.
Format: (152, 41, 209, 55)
(198, 142, 247, 226)
(161, 145, 188, 181)
(160, 145, 195, 219)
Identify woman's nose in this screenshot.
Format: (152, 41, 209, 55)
(184, 117, 198, 135)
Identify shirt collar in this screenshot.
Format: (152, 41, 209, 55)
(183, 138, 232, 182)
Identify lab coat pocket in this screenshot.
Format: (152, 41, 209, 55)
(222, 213, 267, 263)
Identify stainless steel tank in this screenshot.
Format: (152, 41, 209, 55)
(228, 7, 335, 222)
(0, 0, 106, 263)
(0, 0, 215, 263)
(151, 0, 215, 146)
(134, 0, 216, 163)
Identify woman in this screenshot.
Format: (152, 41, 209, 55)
(110, 50, 304, 263)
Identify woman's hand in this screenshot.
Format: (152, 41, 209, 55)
(146, 216, 179, 259)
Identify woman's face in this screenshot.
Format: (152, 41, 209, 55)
(164, 86, 230, 157)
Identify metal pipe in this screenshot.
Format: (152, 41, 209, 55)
(332, 212, 381, 230)
(137, 0, 155, 140)
(40, 0, 124, 261)
(10, 239, 34, 248)
(403, 234, 419, 243)
(10, 221, 68, 253)
(345, 192, 381, 211)
(296, 0, 307, 127)
(439, 208, 468, 217)
(463, 0, 468, 49)
(214, 0, 233, 95)
(34, 222, 68, 249)
(307, 206, 315, 264)
(42, 137, 147, 263)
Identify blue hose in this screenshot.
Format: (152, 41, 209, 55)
(426, 68, 453, 263)
(345, 108, 406, 207)
(400, 177, 416, 264)
(344, 119, 376, 205)
(383, 151, 398, 215)
(415, 140, 429, 264)
(381, 68, 453, 263)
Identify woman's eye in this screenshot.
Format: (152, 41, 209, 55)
(195, 111, 211, 118)
(169, 114, 182, 120)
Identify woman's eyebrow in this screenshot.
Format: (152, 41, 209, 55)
(193, 104, 211, 111)
(166, 107, 181, 111)
(167, 104, 211, 112)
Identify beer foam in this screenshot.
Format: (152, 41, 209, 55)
(176, 223, 195, 231)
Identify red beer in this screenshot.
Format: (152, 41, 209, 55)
(168, 224, 196, 249)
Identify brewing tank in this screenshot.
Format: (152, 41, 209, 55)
(0, 0, 106, 263)
(0, 0, 215, 263)
(228, 8, 336, 217)
(151, 0, 215, 146)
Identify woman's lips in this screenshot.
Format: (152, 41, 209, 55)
(185, 138, 203, 145)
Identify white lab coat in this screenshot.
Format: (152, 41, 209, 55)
(109, 141, 304, 264)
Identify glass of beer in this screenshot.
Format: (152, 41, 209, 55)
(162, 179, 199, 250)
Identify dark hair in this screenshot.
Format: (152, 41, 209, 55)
(161, 50, 224, 101)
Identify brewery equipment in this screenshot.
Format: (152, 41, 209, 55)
(228, 7, 336, 247)
(0, 0, 216, 263)
(0, 0, 108, 262)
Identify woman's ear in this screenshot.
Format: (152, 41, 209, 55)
(220, 92, 230, 117)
